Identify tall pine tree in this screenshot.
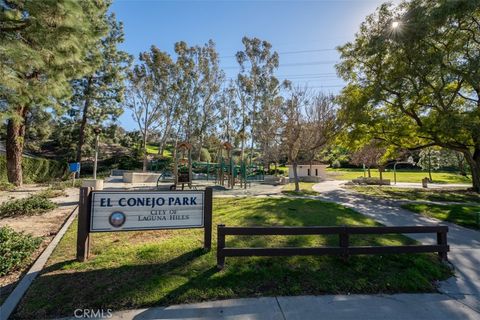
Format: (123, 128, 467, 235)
(0, 0, 109, 185)
(71, 14, 132, 167)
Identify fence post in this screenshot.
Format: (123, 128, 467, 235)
(77, 187, 92, 262)
(339, 226, 349, 261)
(437, 228, 448, 262)
(217, 224, 226, 270)
(203, 187, 213, 251)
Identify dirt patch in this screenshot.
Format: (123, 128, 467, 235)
(0, 184, 48, 205)
(0, 187, 79, 237)
(0, 186, 79, 303)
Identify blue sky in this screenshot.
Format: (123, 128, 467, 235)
(110, 0, 393, 130)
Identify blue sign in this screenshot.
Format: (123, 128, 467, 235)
(68, 162, 81, 173)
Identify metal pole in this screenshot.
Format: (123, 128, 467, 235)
(93, 133, 99, 180)
(394, 161, 398, 185)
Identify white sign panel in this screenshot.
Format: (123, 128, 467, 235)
(90, 191, 204, 232)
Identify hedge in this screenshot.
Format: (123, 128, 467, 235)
(0, 155, 67, 184)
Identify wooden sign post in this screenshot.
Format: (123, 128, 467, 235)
(76, 187, 213, 262)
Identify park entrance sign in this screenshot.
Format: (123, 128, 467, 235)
(77, 187, 212, 261)
(90, 191, 205, 231)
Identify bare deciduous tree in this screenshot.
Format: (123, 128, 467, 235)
(282, 88, 339, 191)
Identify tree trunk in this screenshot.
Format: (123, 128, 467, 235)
(464, 149, 480, 193)
(6, 108, 27, 186)
(158, 143, 165, 157)
(292, 162, 300, 191)
(142, 131, 148, 172)
(76, 77, 93, 174)
(367, 167, 371, 178)
(197, 134, 203, 162)
(158, 118, 172, 156)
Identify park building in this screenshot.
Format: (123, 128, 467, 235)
(286, 161, 328, 182)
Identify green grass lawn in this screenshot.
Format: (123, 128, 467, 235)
(348, 186, 480, 203)
(15, 198, 451, 318)
(327, 168, 471, 184)
(146, 144, 173, 157)
(402, 203, 480, 230)
(282, 182, 318, 196)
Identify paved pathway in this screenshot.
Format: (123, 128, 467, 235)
(312, 180, 480, 314)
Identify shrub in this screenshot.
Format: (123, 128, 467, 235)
(0, 226, 42, 276)
(0, 181, 14, 191)
(0, 196, 57, 218)
(150, 156, 173, 172)
(0, 155, 67, 184)
(116, 155, 143, 170)
(267, 169, 285, 175)
(49, 179, 83, 190)
(37, 188, 67, 199)
(331, 160, 341, 168)
(200, 148, 212, 162)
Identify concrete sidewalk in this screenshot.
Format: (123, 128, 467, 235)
(61, 294, 478, 320)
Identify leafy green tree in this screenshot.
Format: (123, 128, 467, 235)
(174, 40, 224, 159)
(125, 62, 163, 171)
(337, 0, 480, 191)
(439, 149, 470, 177)
(218, 81, 240, 144)
(137, 46, 180, 156)
(71, 14, 132, 168)
(236, 37, 281, 164)
(0, 0, 109, 185)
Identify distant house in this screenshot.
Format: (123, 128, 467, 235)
(0, 141, 5, 156)
(286, 161, 328, 182)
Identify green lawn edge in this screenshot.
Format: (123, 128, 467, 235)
(402, 203, 480, 230)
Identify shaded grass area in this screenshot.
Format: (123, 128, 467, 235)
(327, 168, 471, 184)
(402, 203, 480, 230)
(16, 198, 451, 318)
(348, 186, 480, 203)
(281, 182, 318, 196)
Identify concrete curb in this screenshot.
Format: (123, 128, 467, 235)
(0, 206, 78, 320)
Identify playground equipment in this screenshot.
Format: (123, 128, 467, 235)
(171, 142, 193, 190)
(151, 141, 265, 190)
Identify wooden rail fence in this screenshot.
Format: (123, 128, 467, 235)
(216, 224, 449, 269)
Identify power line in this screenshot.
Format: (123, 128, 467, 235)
(223, 60, 339, 69)
(277, 72, 337, 77)
(301, 85, 344, 88)
(226, 72, 337, 80)
(220, 48, 336, 59)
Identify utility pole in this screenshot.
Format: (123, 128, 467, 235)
(93, 127, 102, 180)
